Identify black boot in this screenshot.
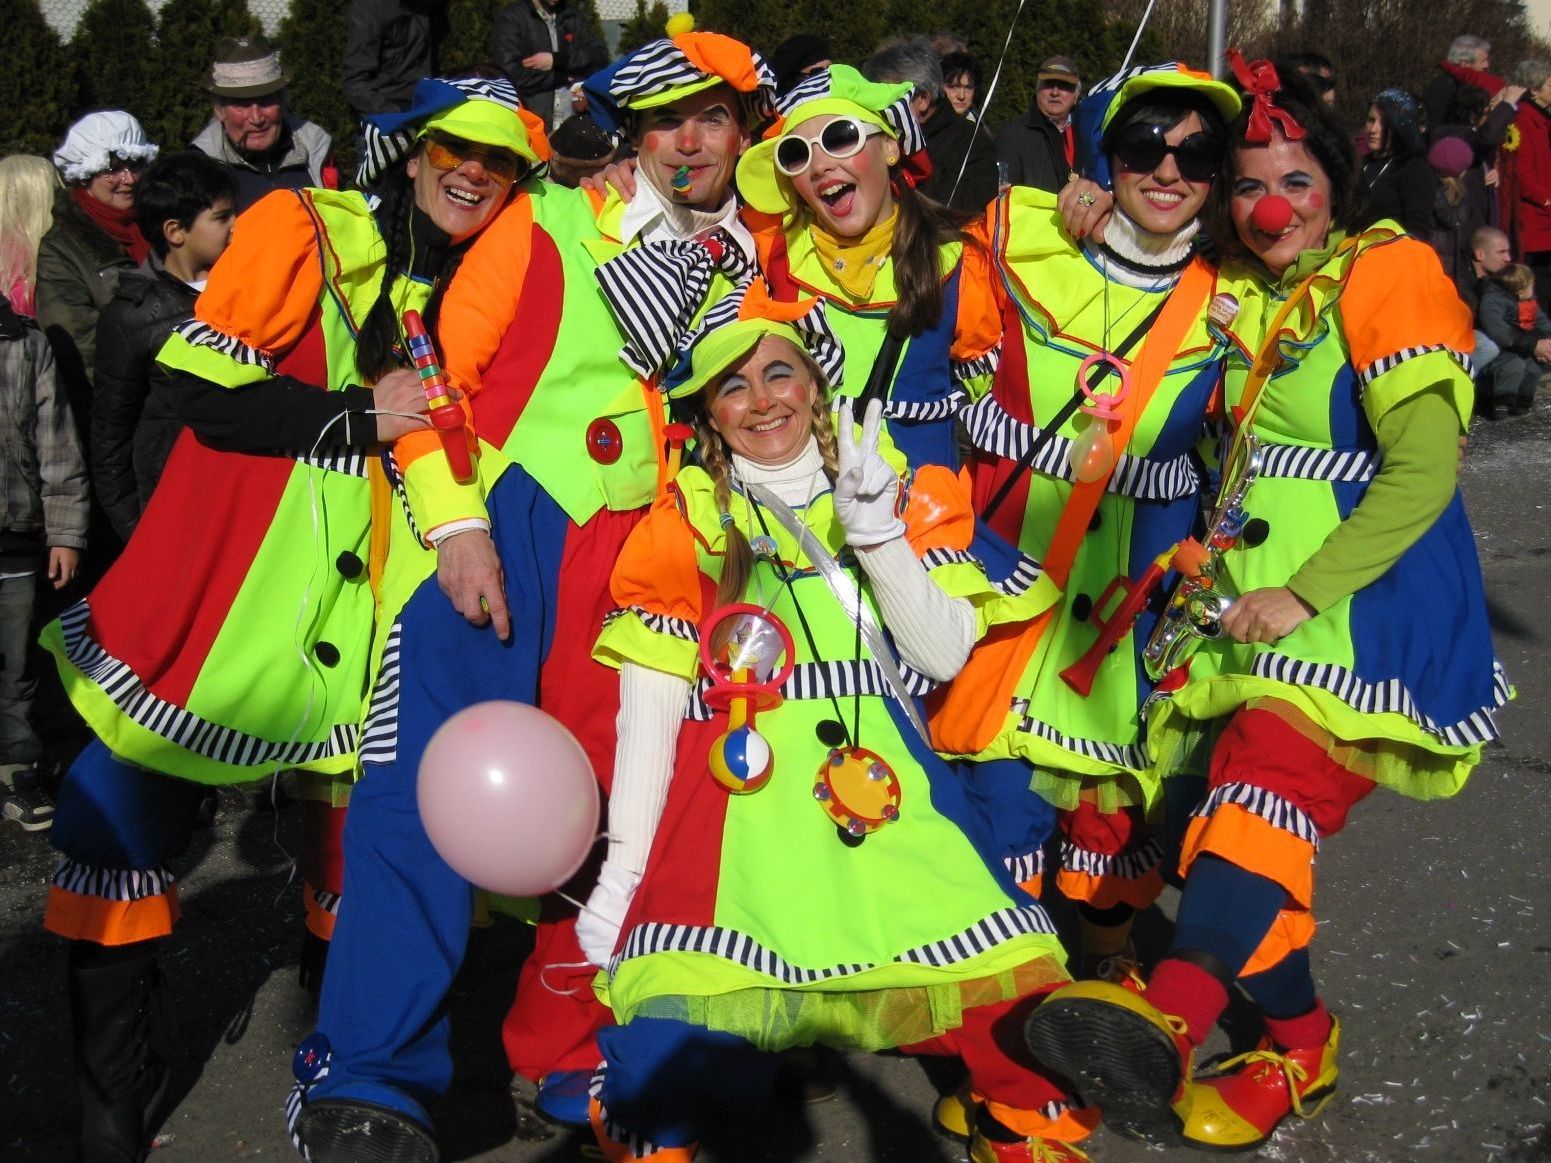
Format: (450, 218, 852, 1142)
(68, 939, 167, 1163)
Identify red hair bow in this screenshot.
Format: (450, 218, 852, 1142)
(1227, 49, 1306, 143)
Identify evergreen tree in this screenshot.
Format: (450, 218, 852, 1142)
(72, 0, 158, 124)
(278, 0, 353, 175)
(442, 0, 505, 72)
(616, 0, 671, 57)
(0, 0, 80, 156)
(148, 0, 263, 149)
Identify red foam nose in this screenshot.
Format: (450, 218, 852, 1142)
(1251, 195, 1294, 234)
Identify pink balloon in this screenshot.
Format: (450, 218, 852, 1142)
(417, 701, 599, 896)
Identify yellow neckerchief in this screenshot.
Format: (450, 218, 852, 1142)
(809, 206, 898, 300)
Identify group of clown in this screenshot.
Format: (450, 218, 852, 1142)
(41, 24, 1505, 1163)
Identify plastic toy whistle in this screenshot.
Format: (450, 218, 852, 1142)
(700, 605, 795, 795)
(1068, 352, 1132, 484)
(671, 164, 692, 194)
(401, 309, 475, 484)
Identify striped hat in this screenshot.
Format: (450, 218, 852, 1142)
(664, 277, 844, 401)
(357, 75, 546, 188)
(736, 65, 926, 217)
(583, 32, 777, 136)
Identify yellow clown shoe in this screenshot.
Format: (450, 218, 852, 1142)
(931, 1085, 979, 1142)
(1022, 980, 1194, 1145)
(1181, 1017, 1340, 1152)
(968, 1134, 1091, 1163)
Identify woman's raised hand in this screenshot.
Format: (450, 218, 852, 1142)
(834, 398, 906, 549)
(1058, 176, 1114, 242)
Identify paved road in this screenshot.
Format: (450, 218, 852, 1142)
(3, 404, 1548, 1163)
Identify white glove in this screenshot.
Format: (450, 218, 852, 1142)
(575, 861, 641, 968)
(834, 398, 906, 548)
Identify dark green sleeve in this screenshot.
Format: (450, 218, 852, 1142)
(1286, 386, 1460, 612)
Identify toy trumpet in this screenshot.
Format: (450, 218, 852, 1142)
(1059, 546, 1176, 697)
(402, 309, 475, 484)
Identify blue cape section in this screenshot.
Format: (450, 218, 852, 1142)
(365, 78, 472, 136)
(582, 58, 633, 136)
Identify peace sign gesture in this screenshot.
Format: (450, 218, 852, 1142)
(834, 398, 906, 548)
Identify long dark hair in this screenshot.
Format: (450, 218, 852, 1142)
(887, 178, 972, 339)
(1205, 69, 1368, 265)
(354, 148, 479, 382)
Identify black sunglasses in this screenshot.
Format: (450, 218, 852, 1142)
(1109, 123, 1222, 183)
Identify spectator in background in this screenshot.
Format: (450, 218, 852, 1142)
(0, 156, 58, 317)
(342, 0, 447, 119)
(1283, 51, 1336, 108)
(544, 113, 616, 187)
(37, 112, 157, 451)
(91, 154, 236, 543)
(0, 290, 86, 833)
(927, 29, 967, 57)
(1427, 135, 1472, 277)
(1464, 225, 1513, 371)
(1430, 83, 1520, 272)
(1500, 60, 1551, 310)
(863, 38, 998, 213)
(996, 55, 1081, 193)
(1363, 88, 1440, 238)
(1476, 261, 1550, 417)
(192, 36, 339, 211)
(490, 0, 608, 132)
(1424, 34, 1493, 129)
(768, 34, 832, 97)
(940, 51, 982, 121)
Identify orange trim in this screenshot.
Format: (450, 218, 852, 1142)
(197, 189, 326, 359)
(367, 455, 392, 601)
(932, 259, 1217, 754)
(1017, 872, 1044, 898)
(1241, 909, 1318, 976)
(1179, 803, 1315, 909)
(44, 885, 179, 945)
(1056, 865, 1165, 911)
(303, 885, 337, 942)
(984, 1099, 1100, 1142)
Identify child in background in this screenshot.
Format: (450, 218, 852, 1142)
(92, 153, 236, 541)
(0, 291, 87, 829)
(1476, 262, 1551, 418)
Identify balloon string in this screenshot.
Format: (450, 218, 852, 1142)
(538, 957, 598, 998)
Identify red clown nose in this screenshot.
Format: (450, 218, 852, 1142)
(1251, 195, 1295, 235)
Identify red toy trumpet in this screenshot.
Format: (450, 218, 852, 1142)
(402, 309, 475, 484)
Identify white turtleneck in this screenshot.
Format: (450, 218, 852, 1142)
(1087, 207, 1199, 290)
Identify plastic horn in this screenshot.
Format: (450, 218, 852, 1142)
(402, 309, 475, 484)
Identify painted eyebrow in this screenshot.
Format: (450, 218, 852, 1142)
(763, 360, 798, 377)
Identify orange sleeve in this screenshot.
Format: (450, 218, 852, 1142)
(195, 190, 324, 358)
(392, 193, 537, 476)
(951, 219, 1005, 362)
(1340, 235, 1473, 375)
(610, 485, 706, 625)
(902, 464, 976, 558)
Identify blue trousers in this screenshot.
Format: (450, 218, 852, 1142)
(308, 468, 569, 1125)
(596, 1019, 782, 1150)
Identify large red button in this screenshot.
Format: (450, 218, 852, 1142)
(586, 418, 623, 465)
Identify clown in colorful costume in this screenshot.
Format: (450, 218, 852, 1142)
(931, 65, 1241, 972)
(1023, 61, 1508, 1156)
(41, 76, 530, 1163)
(579, 299, 1091, 1163)
(294, 41, 780, 1152)
(737, 67, 1005, 482)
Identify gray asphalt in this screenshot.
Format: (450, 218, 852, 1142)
(3, 401, 1548, 1163)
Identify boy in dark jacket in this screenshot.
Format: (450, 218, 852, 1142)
(1477, 262, 1551, 418)
(0, 293, 87, 830)
(489, 0, 608, 131)
(92, 154, 235, 541)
